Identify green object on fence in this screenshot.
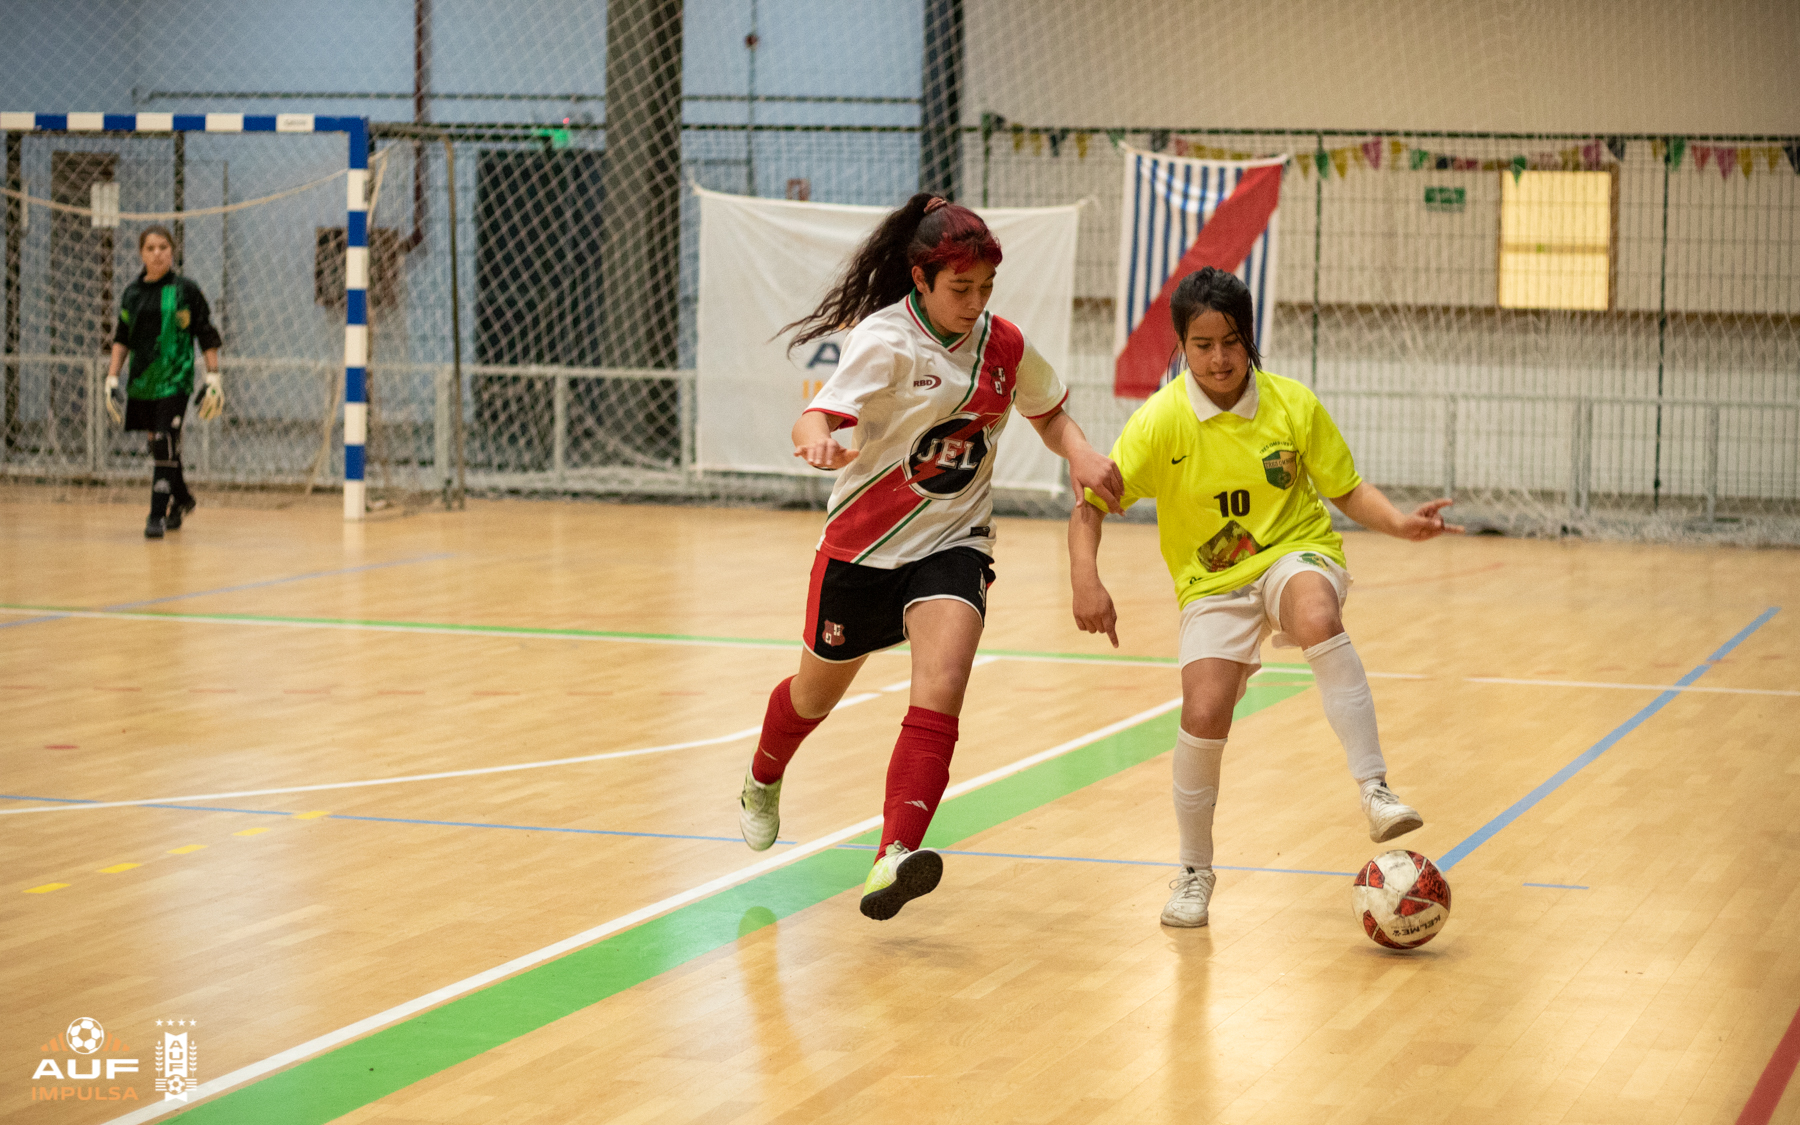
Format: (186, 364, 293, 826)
(1424, 186, 1466, 213)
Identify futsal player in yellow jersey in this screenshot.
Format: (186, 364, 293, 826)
(1069, 266, 1462, 928)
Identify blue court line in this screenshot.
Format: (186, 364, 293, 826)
(836, 841, 1354, 876)
(0, 553, 452, 629)
(324, 812, 769, 844)
(0, 793, 1354, 875)
(1437, 606, 1780, 871)
(1523, 882, 1590, 890)
(0, 795, 781, 845)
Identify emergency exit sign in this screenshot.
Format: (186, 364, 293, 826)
(1425, 186, 1466, 213)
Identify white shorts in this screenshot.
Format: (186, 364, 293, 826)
(1177, 551, 1352, 669)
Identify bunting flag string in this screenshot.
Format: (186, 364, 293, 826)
(982, 126, 1796, 179)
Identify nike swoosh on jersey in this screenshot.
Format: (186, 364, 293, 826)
(1171, 455, 1188, 464)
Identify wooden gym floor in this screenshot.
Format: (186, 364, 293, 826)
(2, 495, 1797, 1125)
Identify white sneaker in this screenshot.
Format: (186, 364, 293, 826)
(859, 842, 943, 920)
(1363, 781, 1424, 842)
(1161, 866, 1216, 927)
(738, 771, 781, 851)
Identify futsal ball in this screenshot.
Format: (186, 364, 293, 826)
(67, 1017, 105, 1054)
(1352, 850, 1452, 949)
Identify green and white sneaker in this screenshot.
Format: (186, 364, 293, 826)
(859, 842, 943, 921)
(1160, 866, 1216, 927)
(738, 771, 781, 851)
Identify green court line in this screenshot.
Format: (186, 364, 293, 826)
(167, 680, 1311, 1124)
(1, 602, 1314, 672)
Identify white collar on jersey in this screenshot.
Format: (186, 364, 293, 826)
(1185, 367, 1259, 422)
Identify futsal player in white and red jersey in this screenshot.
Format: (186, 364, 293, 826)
(1068, 267, 1462, 929)
(737, 192, 1124, 921)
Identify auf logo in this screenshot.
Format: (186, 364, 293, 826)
(32, 1017, 142, 1102)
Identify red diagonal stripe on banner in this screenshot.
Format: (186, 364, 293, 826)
(1114, 163, 1285, 399)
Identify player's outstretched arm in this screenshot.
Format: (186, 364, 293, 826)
(1331, 482, 1464, 541)
(791, 408, 860, 470)
(1030, 408, 1124, 514)
(1068, 501, 1119, 647)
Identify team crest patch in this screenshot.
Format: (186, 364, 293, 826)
(1197, 520, 1264, 573)
(1298, 552, 1328, 568)
(821, 621, 846, 647)
(176, 309, 190, 330)
(1262, 449, 1297, 489)
(988, 366, 1009, 395)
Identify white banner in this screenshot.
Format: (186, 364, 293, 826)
(696, 187, 1080, 490)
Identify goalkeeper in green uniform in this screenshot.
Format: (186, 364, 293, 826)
(106, 225, 224, 539)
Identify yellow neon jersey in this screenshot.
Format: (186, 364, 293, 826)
(1087, 368, 1362, 606)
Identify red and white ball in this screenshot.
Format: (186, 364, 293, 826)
(1352, 849, 1452, 949)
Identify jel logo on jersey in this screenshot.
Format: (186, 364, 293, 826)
(904, 414, 991, 499)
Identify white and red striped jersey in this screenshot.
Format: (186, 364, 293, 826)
(807, 292, 1069, 568)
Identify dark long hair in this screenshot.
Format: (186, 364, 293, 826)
(783, 193, 1003, 348)
(1169, 266, 1262, 372)
(137, 225, 175, 253)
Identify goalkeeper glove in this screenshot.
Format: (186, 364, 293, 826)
(104, 374, 123, 425)
(197, 372, 224, 421)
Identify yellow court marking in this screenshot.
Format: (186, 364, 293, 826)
(98, 863, 142, 873)
(233, 827, 272, 837)
(292, 811, 331, 820)
(24, 883, 70, 894)
(166, 845, 207, 855)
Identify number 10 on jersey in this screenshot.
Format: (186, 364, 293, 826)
(1213, 490, 1250, 517)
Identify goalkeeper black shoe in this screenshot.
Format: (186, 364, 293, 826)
(144, 516, 165, 539)
(166, 497, 195, 530)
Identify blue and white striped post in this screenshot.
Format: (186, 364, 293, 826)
(340, 118, 370, 521)
(0, 110, 373, 520)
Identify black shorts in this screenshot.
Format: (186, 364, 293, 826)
(125, 392, 191, 433)
(804, 546, 996, 663)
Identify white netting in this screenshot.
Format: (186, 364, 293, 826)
(2, 0, 1796, 539)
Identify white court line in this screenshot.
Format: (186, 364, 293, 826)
(6, 655, 1020, 818)
(98, 695, 1184, 1125)
(1465, 676, 1799, 697)
(0, 727, 763, 817)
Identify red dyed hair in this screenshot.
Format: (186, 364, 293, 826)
(784, 193, 1003, 348)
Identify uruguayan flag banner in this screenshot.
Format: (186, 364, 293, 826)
(1114, 148, 1287, 398)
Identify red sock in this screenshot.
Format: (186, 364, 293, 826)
(878, 706, 959, 856)
(751, 677, 826, 784)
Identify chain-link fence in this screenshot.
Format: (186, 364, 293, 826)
(3, 1, 1796, 540)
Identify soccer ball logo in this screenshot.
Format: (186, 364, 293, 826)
(67, 1017, 106, 1054)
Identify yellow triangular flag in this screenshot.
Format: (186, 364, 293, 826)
(1331, 148, 1350, 178)
(1390, 138, 1406, 162)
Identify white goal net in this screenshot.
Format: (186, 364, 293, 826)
(2, 0, 1795, 542)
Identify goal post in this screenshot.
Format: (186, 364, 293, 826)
(0, 110, 372, 521)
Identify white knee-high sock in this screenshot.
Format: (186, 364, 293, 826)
(1173, 728, 1225, 870)
(1303, 633, 1387, 785)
